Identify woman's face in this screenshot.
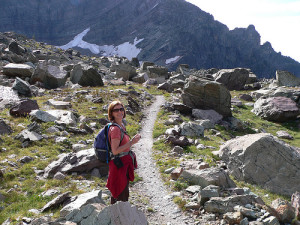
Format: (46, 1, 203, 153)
(112, 104, 125, 121)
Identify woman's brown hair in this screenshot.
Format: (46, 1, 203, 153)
(108, 100, 126, 121)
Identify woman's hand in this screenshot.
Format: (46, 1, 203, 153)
(131, 134, 141, 146)
(111, 133, 141, 155)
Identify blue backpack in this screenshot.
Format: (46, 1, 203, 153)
(94, 123, 125, 163)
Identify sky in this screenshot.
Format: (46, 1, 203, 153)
(185, 0, 300, 63)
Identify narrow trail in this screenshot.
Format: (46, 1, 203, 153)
(131, 95, 195, 225)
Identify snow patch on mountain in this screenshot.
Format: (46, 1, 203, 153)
(165, 56, 181, 64)
(151, 3, 159, 10)
(58, 27, 144, 60)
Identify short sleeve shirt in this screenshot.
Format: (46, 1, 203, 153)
(108, 124, 130, 152)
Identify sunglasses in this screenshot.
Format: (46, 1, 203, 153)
(112, 107, 125, 113)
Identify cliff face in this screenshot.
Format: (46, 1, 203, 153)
(0, 0, 299, 78)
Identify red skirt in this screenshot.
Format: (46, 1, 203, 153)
(106, 154, 137, 199)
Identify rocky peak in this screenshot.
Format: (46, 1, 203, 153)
(231, 25, 261, 47)
(0, 0, 299, 78)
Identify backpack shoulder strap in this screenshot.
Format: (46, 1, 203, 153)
(110, 122, 125, 142)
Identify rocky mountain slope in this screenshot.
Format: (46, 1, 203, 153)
(1, 0, 300, 78)
(0, 32, 300, 224)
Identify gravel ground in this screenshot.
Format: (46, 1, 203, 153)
(130, 95, 197, 225)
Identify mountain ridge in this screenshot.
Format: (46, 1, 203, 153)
(0, 0, 299, 78)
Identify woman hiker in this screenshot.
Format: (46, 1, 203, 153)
(106, 100, 141, 204)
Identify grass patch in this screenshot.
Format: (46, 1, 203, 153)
(130, 172, 143, 184)
(173, 179, 189, 191)
(147, 207, 154, 212)
(173, 196, 187, 210)
(0, 84, 152, 223)
(232, 178, 290, 205)
(152, 98, 300, 211)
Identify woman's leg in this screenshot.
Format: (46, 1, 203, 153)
(110, 182, 129, 204)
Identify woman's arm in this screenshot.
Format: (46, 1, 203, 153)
(110, 134, 141, 155)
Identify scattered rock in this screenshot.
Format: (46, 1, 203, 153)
(180, 122, 204, 137)
(198, 185, 220, 205)
(239, 94, 253, 101)
(180, 167, 236, 188)
(170, 167, 183, 180)
(31, 60, 68, 89)
(166, 135, 190, 147)
(157, 82, 174, 93)
(276, 130, 293, 140)
(0, 119, 13, 135)
(252, 97, 300, 122)
(64, 201, 148, 225)
(214, 68, 250, 91)
(223, 211, 243, 225)
(46, 99, 72, 109)
(12, 77, 32, 97)
(172, 102, 192, 115)
(219, 133, 300, 196)
(204, 194, 264, 214)
(291, 192, 300, 220)
(15, 129, 43, 142)
(60, 190, 105, 217)
(43, 148, 107, 178)
(3, 63, 34, 77)
(182, 76, 232, 117)
(30, 109, 78, 126)
(41, 191, 72, 212)
(276, 70, 300, 87)
(192, 109, 223, 124)
(70, 64, 104, 87)
(9, 99, 39, 117)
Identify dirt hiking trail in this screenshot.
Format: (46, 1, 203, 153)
(131, 95, 196, 225)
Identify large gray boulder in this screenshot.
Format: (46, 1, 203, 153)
(111, 63, 137, 81)
(180, 122, 204, 137)
(252, 96, 300, 122)
(251, 87, 300, 105)
(140, 61, 154, 71)
(192, 109, 223, 125)
(246, 72, 258, 84)
(146, 66, 170, 84)
(70, 64, 104, 87)
(46, 99, 72, 110)
(204, 195, 264, 214)
(15, 129, 43, 142)
(12, 77, 32, 97)
(41, 191, 71, 212)
(291, 192, 300, 220)
(167, 73, 186, 89)
(180, 167, 236, 188)
(9, 99, 39, 117)
(0, 119, 13, 135)
(276, 70, 300, 87)
(43, 148, 107, 178)
(64, 201, 148, 225)
(172, 103, 192, 115)
(8, 41, 25, 55)
(182, 76, 232, 117)
(30, 109, 77, 126)
(213, 68, 250, 90)
(0, 86, 20, 110)
(3, 63, 34, 77)
(31, 60, 68, 89)
(61, 190, 105, 217)
(157, 82, 174, 93)
(219, 133, 300, 196)
(132, 72, 148, 83)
